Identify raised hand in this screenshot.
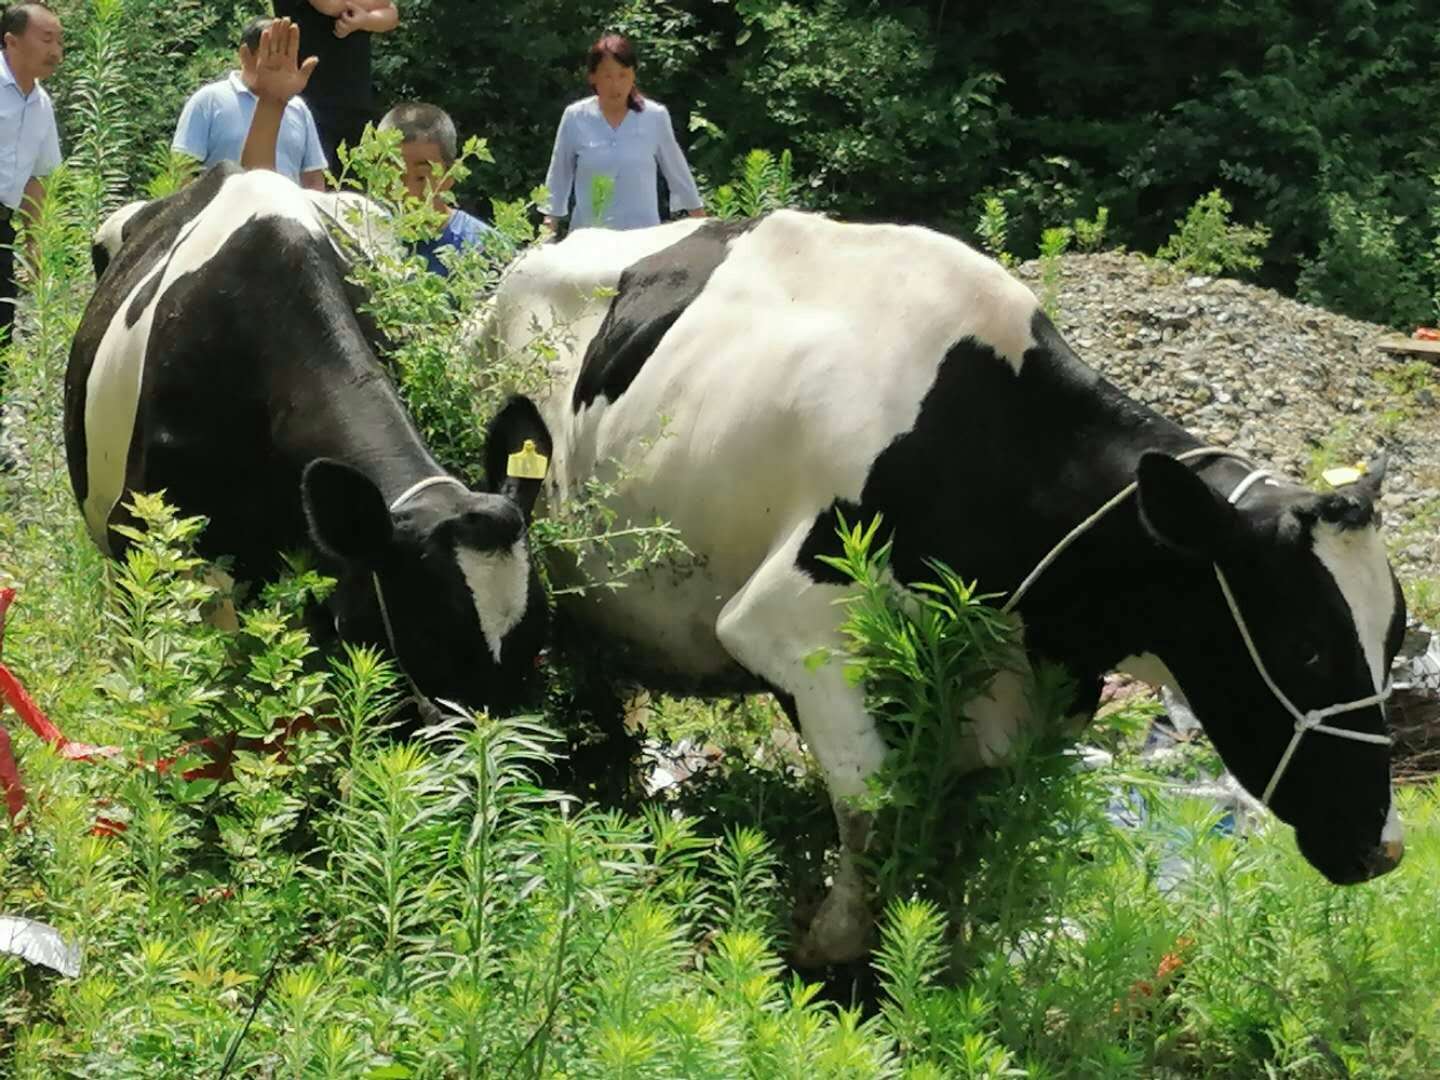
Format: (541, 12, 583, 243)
(242, 17, 318, 104)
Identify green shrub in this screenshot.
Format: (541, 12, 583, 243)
(1297, 188, 1434, 328)
(1156, 189, 1271, 276)
(1038, 225, 1073, 317)
(977, 195, 1015, 268)
(709, 148, 801, 219)
(975, 157, 1086, 262)
(328, 124, 557, 489)
(1072, 206, 1109, 252)
(48, 0, 258, 198)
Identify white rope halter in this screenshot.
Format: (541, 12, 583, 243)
(370, 474, 468, 697)
(388, 474, 468, 511)
(1004, 447, 1392, 807)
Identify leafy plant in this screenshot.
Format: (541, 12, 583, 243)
(709, 148, 800, 218)
(60, 0, 135, 214)
(331, 124, 542, 486)
(1072, 206, 1109, 252)
(977, 195, 1015, 269)
(1297, 187, 1434, 328)
(333, 128, 692, 604)
(589, 171, 617, 225)
(1038, 225, 1072, 317)
(1406, 577, 1440, 626)
(48, 0, 256, 205)
(1156, 189, 1271, 277)
(1302, 419, 1362, 487)
(142, 148, 200, 201)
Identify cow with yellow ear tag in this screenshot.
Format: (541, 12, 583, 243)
(485, 210, 1407, 966)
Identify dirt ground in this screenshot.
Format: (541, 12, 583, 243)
(1391, 687, 1440, 784)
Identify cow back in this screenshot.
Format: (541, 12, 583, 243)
(66, 167, 392, 571)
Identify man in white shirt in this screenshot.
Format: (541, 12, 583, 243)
(0, 2, 62, 467)
(172, 17, 326, 190)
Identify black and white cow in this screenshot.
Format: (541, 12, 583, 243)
(68, 163, 545, 713)
(486, 211, 1407, 965)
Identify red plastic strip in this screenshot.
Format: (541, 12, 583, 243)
(0, 660, 66, 745)
(0, 661, 121, 761)
(0, 725, 26, 821)
(0, 589, 29, 823)
(0, 587, 15, 654)
(91, 816, 127, 837)
(58, 741, 123, 762)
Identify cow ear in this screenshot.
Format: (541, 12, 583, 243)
(1135, 451, 1237, 559)
(301, 458, 393, 562)
(484, 395, 552, 522)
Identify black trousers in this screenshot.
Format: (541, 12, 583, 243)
(311, 103, 374, 178)
(0, 213, 15, 397)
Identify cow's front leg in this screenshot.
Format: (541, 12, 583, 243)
(716, 532, 888, 966)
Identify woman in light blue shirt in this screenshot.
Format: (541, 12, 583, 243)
(543, 34, 705, 233)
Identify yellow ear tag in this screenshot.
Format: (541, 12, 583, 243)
(506, 439, 549, 481)
(1321, 463, 1367, 489)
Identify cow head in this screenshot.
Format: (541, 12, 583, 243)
(300, 458, 547, 712)
(1135, 451, 1405, 885)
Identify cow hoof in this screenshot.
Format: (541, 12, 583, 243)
(791, 887, 873, 968)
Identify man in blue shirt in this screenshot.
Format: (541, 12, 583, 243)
(172, 17, 326, 189)
(377, 102, 498, 276)
(0, 2, 63, 470)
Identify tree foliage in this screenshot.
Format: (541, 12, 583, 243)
(375, 0, 1440, 325)
(42, 0, 1440, 324)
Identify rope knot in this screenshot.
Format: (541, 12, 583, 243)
(1298, 711, 1324, 733)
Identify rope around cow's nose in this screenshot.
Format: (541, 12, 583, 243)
(1003, 448, 1392, 808)
(1214, 468, 1392, 804)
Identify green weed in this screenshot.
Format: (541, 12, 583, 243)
(1156, 189, 1270, 277)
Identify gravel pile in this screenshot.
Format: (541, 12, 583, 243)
(1019, 252, 1440, 588)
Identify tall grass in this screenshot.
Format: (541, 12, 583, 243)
(3, 188, 1438, 1076)
(1, 19, 1437, 1075)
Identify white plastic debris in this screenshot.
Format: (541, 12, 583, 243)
(0, 916, 81, 977)
(1393, 625, 1439, 694)
(1067, 745, 1115, 771)
(1160, 685, 1201, 733)
(642, 738, 717, 795)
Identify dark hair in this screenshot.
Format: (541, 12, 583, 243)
(377, 102, 459, 168)
(586, 33, 644, 113)
(240, 16, 272, 54)
(1, 3, 53, 40)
